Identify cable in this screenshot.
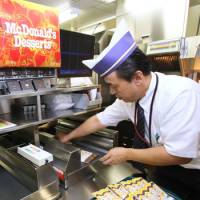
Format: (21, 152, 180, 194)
(92, 22, 102, 35)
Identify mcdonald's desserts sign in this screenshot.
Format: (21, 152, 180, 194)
(0, 0, 61, 67)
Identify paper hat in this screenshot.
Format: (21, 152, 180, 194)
(82, 21, 137, 77)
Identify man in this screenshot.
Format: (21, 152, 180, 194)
(57, 22, 200, 199)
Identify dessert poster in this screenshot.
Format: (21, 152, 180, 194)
(0, 0, 61, 67)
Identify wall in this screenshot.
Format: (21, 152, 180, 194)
(186, 4, 200, 36)
(116, 0, 189, 42)
(61, 0, 190, 41)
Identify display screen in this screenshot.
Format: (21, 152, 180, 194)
(58, 29, 95, 77)
(0, 0, 60, 68)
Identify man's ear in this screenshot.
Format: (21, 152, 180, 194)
(132, 70, 143, 86)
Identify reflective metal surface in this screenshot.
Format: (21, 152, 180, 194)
(0, 144, 60, 200)
(0, 128, 141, 200)
(60, 162, 140, 200)
(21, 182, 60, 200)
(0, 107, 100, 135)
(56, 118, 118, 154)
(40, 124, 140, 199)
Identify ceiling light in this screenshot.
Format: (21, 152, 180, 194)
(100, 0, 116, 3)
(59, 7, 79, 24)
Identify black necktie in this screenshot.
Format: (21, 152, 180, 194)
(136, 102, 145, 139)
(133, 102, 149, 148)
(130, 102, 148, 173)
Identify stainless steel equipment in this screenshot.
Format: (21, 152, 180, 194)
(40, 117, 119, 189)
(60, 161, 138, 200)
(146, 36, 200, 81)
(44, 139, 86, 189)
(0, 84, 106, 200)
(56, 118, 119, 154)
(146, 38, 182, 74)
(0, 101, 140, 200)
(0, 134, 60, 200)
(38, 117, 140, 200)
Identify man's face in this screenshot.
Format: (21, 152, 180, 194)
(104, 71, 143, 102)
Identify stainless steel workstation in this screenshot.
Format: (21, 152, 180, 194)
(0, 85, 140, 200)
(42, 116, 140, 200)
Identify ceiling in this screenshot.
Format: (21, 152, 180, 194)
(28, 0, 200, 30)
(28, 0, 117, 29)
(27, 0, 200, 11)
(28, 0, 116, 10)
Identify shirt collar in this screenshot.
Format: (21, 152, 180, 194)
(139, 72, 157, 108)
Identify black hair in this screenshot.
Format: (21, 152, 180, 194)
(115, 47, 152, 82)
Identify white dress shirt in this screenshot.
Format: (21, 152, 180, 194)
(97, 72, 200, 169)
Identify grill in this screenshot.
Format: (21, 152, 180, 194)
(146, 39, 181, 74)
(148, 53, 180, 73)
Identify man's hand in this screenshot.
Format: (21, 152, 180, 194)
(56, 132, 71, 143)
(55, 115, 105, 144)
(100, 147, 128, 165)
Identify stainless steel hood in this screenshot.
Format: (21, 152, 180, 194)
(146, 36, 200, 78)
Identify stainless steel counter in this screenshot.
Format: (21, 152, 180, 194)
(0, 160, 139, 200)
(59, 162, 140, 200)
(0, 115, 141, 200)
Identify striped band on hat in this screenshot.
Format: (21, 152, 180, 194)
(93, 31, 137, 76)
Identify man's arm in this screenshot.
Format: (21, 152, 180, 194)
(127, 146, 192, 165)
(57, 115, 106, 143)
(100, 146, 192, 166)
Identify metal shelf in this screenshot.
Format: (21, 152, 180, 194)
(0, 107, 100, 135)
(0, 85, 100, 100)
(39, 107, 101, 126)
(0, 112, 38, 135)
(0, 84, 101, 136)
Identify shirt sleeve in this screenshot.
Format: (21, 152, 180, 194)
(160, 89, 200, 158)
(96, 99, 130, 127)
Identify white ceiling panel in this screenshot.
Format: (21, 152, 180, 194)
(27, 0, 114, 10)
(27, 0, 117, 29)
(27, 0, 67, 8)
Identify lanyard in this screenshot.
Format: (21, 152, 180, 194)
(134, 73, 159, 147)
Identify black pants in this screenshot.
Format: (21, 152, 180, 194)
(148, 165, 200, 200)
